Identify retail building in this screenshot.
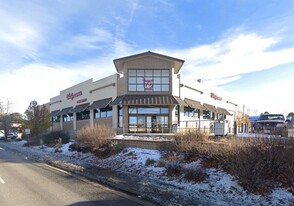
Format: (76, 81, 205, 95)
(49, 51, 242, 136)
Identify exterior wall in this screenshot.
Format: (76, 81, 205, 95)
(50, 74, 118, 112)
(63, 122, 73, 131)
(93, 118, 112, 127)
(117, 56, 174, 96)
(51, 123, 61, 131)
(172, 72, 180, 97)
(76, 119, 90, 131)
(49, 74, 118, 137)
(178, 75, 239, 135)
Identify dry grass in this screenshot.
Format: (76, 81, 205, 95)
(74, 125, 122, 158)
(76, 125, 116, 147)
(174, 129, 208, 152)
(172, 136, 294, 194)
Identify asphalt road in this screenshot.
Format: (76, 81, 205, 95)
(0, 146, 153, 206)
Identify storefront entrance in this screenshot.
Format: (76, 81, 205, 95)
(129, 115, 169, 133)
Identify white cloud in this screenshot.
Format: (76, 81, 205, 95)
(163, 33, 294, 81)
(0, 64, 82, 113)
(68, 28, 114, 49)
(231, 78, 294, 116)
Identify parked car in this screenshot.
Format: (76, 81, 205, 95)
(8, 133, 18, 139)
(253, 114, 286, 135)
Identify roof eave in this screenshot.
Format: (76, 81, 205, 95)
(113, 51, 185, 74)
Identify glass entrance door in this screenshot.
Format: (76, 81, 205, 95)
(146, 116, 152, 133)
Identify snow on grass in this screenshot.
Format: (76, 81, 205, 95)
(0, 140, 293, 206)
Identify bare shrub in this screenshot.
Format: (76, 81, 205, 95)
(76, 125, 115, 147)
(42, 131, 70, 147)
(163, 151, 184, 162)
(145, 158, 156, 166)
(194, 137, 294, 194)
(23, 134, 42, 147)
(225, 137, 294, 194)
(184, 167, 208, 183)
(165, 161, 184, 177)
(174, 129, 208, 152)
(156, 159, 166, 167)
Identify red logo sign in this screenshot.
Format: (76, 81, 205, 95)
(144, 79, 153, 91)
(66, 91, 82, 100)
(211, 93, 222, 101)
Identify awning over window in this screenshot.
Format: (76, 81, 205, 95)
(111, 95, 179, 105)
(72, 103, 90, 113)
(50, 110, 60, 117)
(216, 107, 231, 115)
(124, 95, 178, 105)
(203, 103, 217, 112)
(110, 95, 124, 106)
(174, 96, 187, 107)
(184, 98, 206, 110)
(57, 107, 73, 116)
(88, 98, 112, 110)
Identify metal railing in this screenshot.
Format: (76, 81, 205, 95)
(119, 119, 217, 135)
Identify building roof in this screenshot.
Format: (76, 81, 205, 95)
(113, 51, 185, 74)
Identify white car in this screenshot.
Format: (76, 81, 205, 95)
(0, 133, 18, 140)
(7, 133, 18, 139)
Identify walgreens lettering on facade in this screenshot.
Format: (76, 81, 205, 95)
(210, 93, 222, 101)
(66, 91, 83, 100)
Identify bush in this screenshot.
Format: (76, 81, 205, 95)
(165, 161, 183, 177)
(174, 129, 208, 152)
(23, 134, 42, 147)
(224, 138, 294, 194)
(42, 131, 70, 147)
(145, 158, 157, 166)
(184, 167, 208, 183)
(73, 127, 122, 158)
(196, 137, 294, 194)
(76, 125, 115, 147)
(156, 159, 166, 167)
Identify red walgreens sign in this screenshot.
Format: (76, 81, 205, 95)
(144, 79, 153, 91)
(211, 93, 222, 101)
(66, 91, 82, 100)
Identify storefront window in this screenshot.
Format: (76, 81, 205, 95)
(118, 106, 123, 128)
(77, 110, 90, 120)
(184, 107, 199, 118)
(128, 106, 137, 114)
(63, 114, 73, 122)
(94, 107, 112, 119)
(128, 106, 170, 133)
(129, 106, 169, 114)
(128, 69, 170, 92)
(203, 110, 214, 120)
(52, 116, 60, 123)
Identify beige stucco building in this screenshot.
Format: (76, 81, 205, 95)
(49, 51, 243, 137)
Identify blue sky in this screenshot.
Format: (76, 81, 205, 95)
(0, 0, 293, 115)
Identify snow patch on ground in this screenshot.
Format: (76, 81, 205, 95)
(1, 140, 293, 206)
